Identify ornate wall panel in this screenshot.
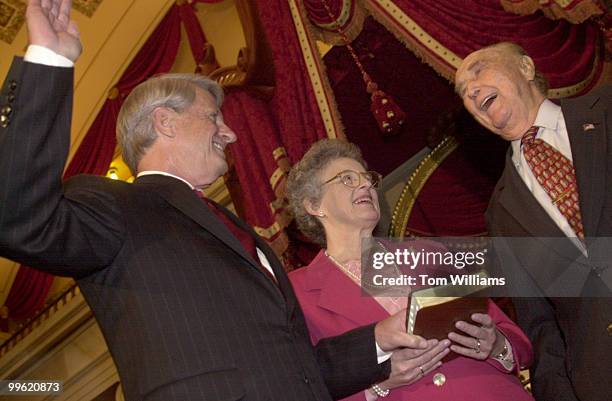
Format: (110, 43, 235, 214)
(0, 0, 105, 46)
(0, 0, 25, 45)
(73, 0, 104, 17)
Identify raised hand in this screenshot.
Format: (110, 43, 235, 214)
(448, 313, 506, 360)
(26, 0, 81, 61)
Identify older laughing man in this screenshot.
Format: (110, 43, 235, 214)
(455, 42, 611, 401)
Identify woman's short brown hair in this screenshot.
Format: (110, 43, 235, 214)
(286, 139, 367, 246)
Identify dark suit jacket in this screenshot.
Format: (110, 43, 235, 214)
(486, 85, 612, 401)
(0, 59, 389, 401)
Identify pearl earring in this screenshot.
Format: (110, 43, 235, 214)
(318, 211, 324, 217)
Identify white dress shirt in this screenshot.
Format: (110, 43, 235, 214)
(24, 45, 74, 66)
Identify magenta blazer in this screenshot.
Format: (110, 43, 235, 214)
(289, 250, 535, 401)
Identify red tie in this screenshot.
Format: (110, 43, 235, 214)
(521, 126, 584, 239)
(194, 190, 277, 283)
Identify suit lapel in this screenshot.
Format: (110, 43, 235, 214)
(563, 95, 607, 237)
(209, 199, 296, 313)
(135, 175, 262, 273)
(497, 149, 564, 237)
(252, 235, 297, 313)
(305, 252, 388, 327)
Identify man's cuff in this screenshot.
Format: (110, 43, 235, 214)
(376, 342, 392, 364)
(24, 45, 74, 67)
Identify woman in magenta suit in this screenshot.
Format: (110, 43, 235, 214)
(287, 139, 534, 401)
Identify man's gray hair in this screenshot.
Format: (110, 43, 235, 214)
(485, 42, 549, 96)
(116, 73, 224, 174)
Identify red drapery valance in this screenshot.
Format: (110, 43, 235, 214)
(500, 0, 605, 24)
(364, 0, 603, 97)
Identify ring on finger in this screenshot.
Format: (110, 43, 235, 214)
(474, 339, 481, 354)
(418, 365, 425, 377)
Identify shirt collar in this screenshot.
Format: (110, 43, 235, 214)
(511, 99, 560, 165)
(533, 98, 561, 132)
(136, 171, 194, 190)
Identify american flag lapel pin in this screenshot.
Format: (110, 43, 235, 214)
(582, 123, 596, 132)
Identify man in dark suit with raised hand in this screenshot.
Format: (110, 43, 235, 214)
(0, 1, 447, 400)
(455, 42, 611, 401)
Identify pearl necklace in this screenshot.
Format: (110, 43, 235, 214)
(324, 249, 406, 310)
(324, 250, 361, 283)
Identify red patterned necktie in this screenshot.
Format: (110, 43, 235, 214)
(521, 126, 584, 239)
(194, 190, 277, 283)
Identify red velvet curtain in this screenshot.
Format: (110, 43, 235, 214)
(405, 135, 508, 237)
(2, 3, 209, 325)
(254, 0, 328, 163)
(219, 0, 329, 266)
(320, 16, 509, 237)
(323, 18, 460, 175)
(222, 90, 293, 257)
(182, 1, 219, 69)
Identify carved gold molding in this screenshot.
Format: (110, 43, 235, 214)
(307, 0, 369, 46)
(254, 147, 292, 252)
(209, 0, 275, 98)
(73, 0, 104, 18)
(389, 135, 459, 238)
(0, 283, 84, 358)
(0, 0, 25, 45)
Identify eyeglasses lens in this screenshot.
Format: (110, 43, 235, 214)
(338, 171, 381, 188)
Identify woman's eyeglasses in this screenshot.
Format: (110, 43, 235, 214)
(321, 170, 382, 189)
